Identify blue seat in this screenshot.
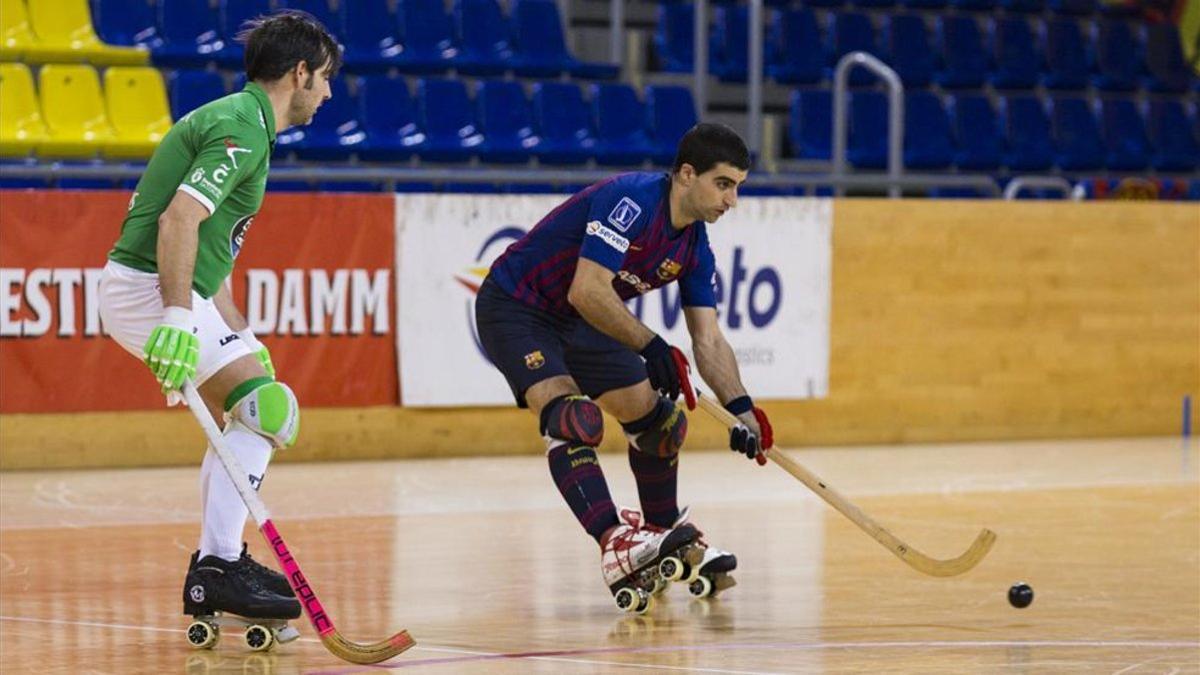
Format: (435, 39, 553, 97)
(653, 3, 696, 73)
(1002, 95, 1054, 170)
(416, 78, 481, 162)
(1050, 97, 1103, 170)
(155, 1, 228, 68)
(788, 89, 832, 161)
(342, 0, 403, 72)
(454, 0, 514, 75)
(806, 0, 846, 8)
(829, 12, 878, 86)
(1044, 18, 1088, 90)
(949, 93, 1002, 170)
(712, 5, 750, 82)
(767, 8, 823, 84)
(1145, 23, 1192, 92)
(856, 0, 895, 7)
(475, 80, 537, 164)
(92, 0, 162, 50)
(168, 70, 227, 119)
(899, 0, 947, 8)
(848, 91, 887, 169)
(279, 0, 342, 34)
(885, 14, 933, 87)
(991, 18, 1040, 89)
(293, 78, 364, 160)
(531, 82, 594, 165)
(1100, 98, 1150, 170)
(950, 0, 995, 10)
(358, 75, 426, 161)
(511, 0, 617, 79)
(1147, 100, 1200, 171)
(1093, 20, 1140, 91)
(645, 85, 697, 166)
(1048, 0, 1096, 13)
(218, 0, 272, 69)
(937, 16, 988, 88)
(1000, 0, 1044, 12)
(904, 91, 953, 169)
(591, 83, 653, 166)
(396, 0, 460, 73)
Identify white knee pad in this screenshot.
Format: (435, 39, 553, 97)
(228, 381, 300, 449)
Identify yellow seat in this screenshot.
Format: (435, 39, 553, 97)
(0, 62, 48, 156)
(37, 64, 114, 158)
(1, 0, 37, 61)
(103, 66, 171, 159)
(24, 0, 146, 65)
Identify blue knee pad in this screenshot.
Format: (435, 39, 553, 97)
(623, 396, 687, 458)
(540, 395, 604, 448)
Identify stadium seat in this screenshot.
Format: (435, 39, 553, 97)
(898, 0, 947, 9)
(788, 89, 832, 161)
(454, 0, 514, 75)
(1048, 0, 1096, 14)
(1093, 20, 1140, 91)
(1001, 95, 1054, 170)
(0, 63, 48, 157)
(217, 0, 272, 69)
(904, 91, 953, 169)
(37, 64, 116, 158)
(167, 70, 227, 119)
(1044, 19, 1088, 89)
(885, 14, 933, 87)
(155, 1, 228, 68)
(1144, 23, 1192, 92)
(767, 8, 823, 84)
(531, 82, 594, 165)
(991, 18, 1040, 89)
(829, 12, 878, 86)
(475, 80, 538, 164)
(1000, 0, 1045, 12)
(342, 0, 402, 72)
(357, 75, 427, 161)
(103, 66, 172, 158)
(510, 0, 617, 79)
(950, 0, 996, 10)
(293, 78, 365, 161)
(396, 0, 459, 73)
(1, 0, 37, 61)
(91, 0, 162, 51)
(711, 5, 749, 82)
(654, 3, 696, 73)
(848, 91, 887, 169)
(948, 93, 1002, 170)
(24, 0, 147, 64)
(1049, 97, 1103, 170)
(1147, 100, 1200, 171)
(645, 85, 697, 166)
(278, 0, 342, 35)
(1099, 98, 1150, 170)
(937, 16, 988, 88)
(591, 83, 652, 166)
(416, 77, 482, 162)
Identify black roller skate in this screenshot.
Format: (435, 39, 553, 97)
(183, 551, 302, 652)
(237, 543, 294, 598)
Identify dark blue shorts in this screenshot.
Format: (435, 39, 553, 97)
(475, 276, 646, 408)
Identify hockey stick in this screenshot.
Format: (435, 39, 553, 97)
(695, 390, 996, 577)
(182, 382, 415, 664)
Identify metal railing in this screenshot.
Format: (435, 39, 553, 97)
(1003, 176, 1076, 200)
(832, 52, 904, 198)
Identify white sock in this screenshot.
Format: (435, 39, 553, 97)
(198, 421, 273, 561)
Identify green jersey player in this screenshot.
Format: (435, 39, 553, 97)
(98, 10, 339, 636)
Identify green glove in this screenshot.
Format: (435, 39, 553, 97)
(142, 307, 199, 393)
(238, 328, 275, 379)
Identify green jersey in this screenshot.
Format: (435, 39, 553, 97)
(108, 83, 277, 299)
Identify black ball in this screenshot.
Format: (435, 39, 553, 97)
(1008, 582, 1034, 608)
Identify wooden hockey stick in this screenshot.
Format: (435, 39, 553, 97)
(695, 390, 996, 577)
(183, 383, 415, 664)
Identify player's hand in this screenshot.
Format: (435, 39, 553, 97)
(639, 335, 696, 409)
(142, 307, 199, 393)
(726, 397, 773, 464)
(238, 329, 275, 379)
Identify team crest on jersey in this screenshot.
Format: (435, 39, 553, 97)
(229, 214, 255, 257)
(524, 351, 545, 370)
(606, 197, 642, 232)
(656, 259, 682, 280)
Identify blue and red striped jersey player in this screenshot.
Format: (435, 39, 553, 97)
(475, 123, 775, 611)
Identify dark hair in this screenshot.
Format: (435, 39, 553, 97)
(237, 10, 342, 83)
(672, 123, 750, 175)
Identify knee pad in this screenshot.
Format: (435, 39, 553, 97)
(623, 396, 687, 458)
(228, 379, 300, 449)
(540, 395, 604, 448)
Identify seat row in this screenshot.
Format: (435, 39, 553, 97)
(723, 0, 1149, 12)
(788, 89, 1200, 172)
(1, 0, 145, 65)
(656, 5, 1195, 92)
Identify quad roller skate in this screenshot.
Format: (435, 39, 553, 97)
(629, 507, 738, 599)
(601, 508, 700, 614)
(183, 551, 302, 652)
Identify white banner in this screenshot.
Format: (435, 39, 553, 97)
(396, 193, 831, 407)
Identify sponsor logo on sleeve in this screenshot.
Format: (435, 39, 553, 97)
(606, 197, 642, 232)
(586, 220, 630, 253)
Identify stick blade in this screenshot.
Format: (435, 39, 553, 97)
(321, 630, 416, 665)
(902, 528, 997, 577)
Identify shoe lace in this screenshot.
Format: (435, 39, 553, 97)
(239, 545, 280, 580)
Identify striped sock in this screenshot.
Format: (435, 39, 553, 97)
(628, 445, 680, 529)
(547, 444, 618, 543)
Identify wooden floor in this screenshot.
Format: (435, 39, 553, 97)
(1, 437, 1197, 674)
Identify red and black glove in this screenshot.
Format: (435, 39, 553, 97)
(639, 335, 696, 410)
(726, 396, 772, 465)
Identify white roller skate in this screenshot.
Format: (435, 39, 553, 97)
(600, 507, 699, 614)
(641, 507, 738, 599)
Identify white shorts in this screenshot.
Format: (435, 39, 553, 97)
(99, 260, 252, 389)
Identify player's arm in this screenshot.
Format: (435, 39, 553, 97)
(214, 279, 276, 378)
(567, 258, 654, 350)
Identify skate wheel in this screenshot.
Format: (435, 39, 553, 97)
(659, 556, 688, 582)
(614, 587, 640, 613)
(688, 575, 714, 599)
(634, 591, 655, 615)
(650, 576, 669, 596)
(244, 624, 274, 651)
(186, 620, 218, 649)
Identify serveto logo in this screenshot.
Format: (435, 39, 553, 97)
(229, 214, 255, 258)
(585, 220, 629, 253)
(456, 226, 527, 360)
(606, 197, 641, 232)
